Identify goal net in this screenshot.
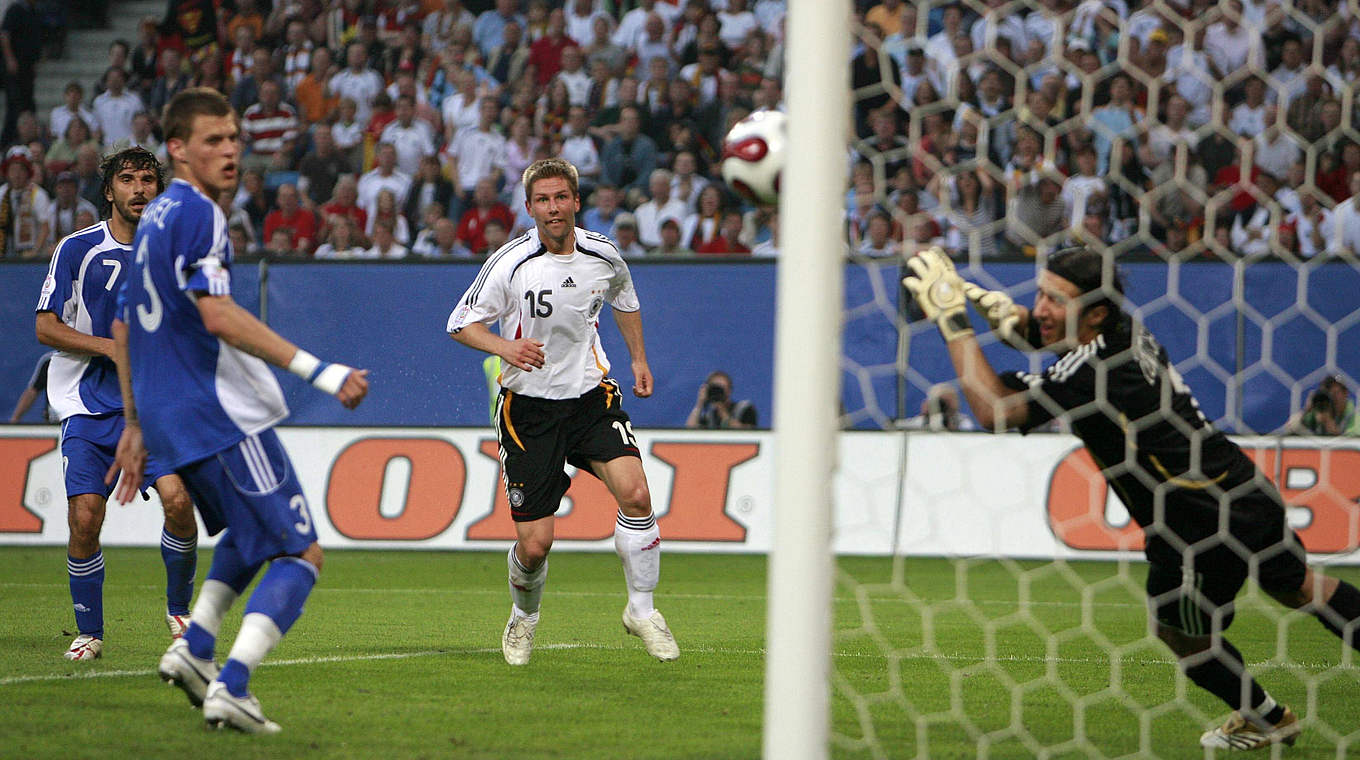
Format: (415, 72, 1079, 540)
(769, 0, 1360, 756)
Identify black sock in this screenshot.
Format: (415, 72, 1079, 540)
(1315, 579, 1360, 651)
(1182, 639, 1282, 724)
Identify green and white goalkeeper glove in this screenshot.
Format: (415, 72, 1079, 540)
(962, 282, 1024, 346)
(903, 248, 973, 342)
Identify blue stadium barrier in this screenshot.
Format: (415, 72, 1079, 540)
(2, 259, 1354, 432)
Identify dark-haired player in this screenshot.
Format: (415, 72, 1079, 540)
(905, 246, 1360, 750)
(35, 146, 199, 661)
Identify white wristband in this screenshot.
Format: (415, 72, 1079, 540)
(288, 349, 351, 395)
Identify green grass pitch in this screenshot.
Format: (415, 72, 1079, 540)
(1, 547, 1356, 758)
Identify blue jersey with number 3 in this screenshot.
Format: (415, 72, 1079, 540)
(120, 178, 288, 470)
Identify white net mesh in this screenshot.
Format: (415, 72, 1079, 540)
(833, 0, 1360, 755)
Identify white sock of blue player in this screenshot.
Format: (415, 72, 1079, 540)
(184, 537, 261, 660)
(160, 528, 197, 617)
(614, 510, 660, 619)
(67, 552, 105, 639)
(508, 544, 547, 620)
(218, 556, 318, 698)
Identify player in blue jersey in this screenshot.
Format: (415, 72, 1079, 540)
(107, 88, 369, 734)
(35, 147, 200, 661)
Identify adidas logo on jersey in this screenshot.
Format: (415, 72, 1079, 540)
(561, 276, 576, 288)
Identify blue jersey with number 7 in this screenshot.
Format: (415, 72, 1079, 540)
(118, 178, 288, 470)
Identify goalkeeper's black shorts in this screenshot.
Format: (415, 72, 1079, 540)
(494, 379, 641, 522)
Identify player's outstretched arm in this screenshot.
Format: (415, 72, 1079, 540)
(196, 294, 370, 409)
(35, 312, 116, 358)
(106, 318, 147, 504)
(612, 309, 652, 397)
(450, 322, 545, 372)
(904, 249, 1028, 432)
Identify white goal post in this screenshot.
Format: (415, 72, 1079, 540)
(763, 1, 850, 758)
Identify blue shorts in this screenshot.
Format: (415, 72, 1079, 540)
(177, 429, 318, 567)
(61, 413, 171, 499)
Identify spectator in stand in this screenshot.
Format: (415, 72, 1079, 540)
(405, 155, 456, 229)
(633, 169, 689, 249)
(424, 0, 476, 56)
(1291, 377, 1360, 436)
(474, 0, 527, 60)
(46, 172, 97, 248)
(857, 211, 902, 258)
(482, 217, 510, 256)
(364, 188, 411, 246)
(612, 212, 646, 258)
(412, 216, 472, 258)
(296, 47, 339, 126)
(561, 106, 602, 197)
(683, 184, 724, 249)
(439, 67, 482, 144)
(555, 45, 592, 108)
(226, 25, 259, 89)
(45, 119, 100, 177)
(583, 13, 625, 76)
(1062, 145, 1107, 233)
(1254, 105, 1302, 182)
(1291, 189, 1333, 259)
(502, 114, 541, 191)
(330, 41, 386, 127)
(0, 152, 50, 259)
(484, 19, 530, 89)
(331, 97, 365, 170)
(650, 217, 694, 256)
(358, 142, 413, 213)
(234, 168, 272, 237)
(697, 210, 751, 255)
(231, 47, 283, 114)
(228, 222, 258, 258)
(1006, 167, 1066, 255)
(71, 145, 103, 210)
(446, 98, 506, 205)
(383, 22, 425, 81)
(457, 176, 514, 254)
(277, 18, 314, 96)
(614, 0, 679, 53)
(601, 104, 657, 194)
(50, 82, 100, 149)
(529, 8, 576, 87)
(92, 68, 145, 149)
(1330, 169, 1360, 256)
(380, 95, 437, 178)
(297, 125, 351, 208)
(227, 0, 266, 43)
(147, 47, 193, 117)
(241, 79, 300, 173)
(111, 112, 163, 157)
(582, 184, 622, 236)
(1, 0, 44, 146)
(322, 175, 369, 244)
(362, 217, 409, 259)
(263, 183, 319, 256)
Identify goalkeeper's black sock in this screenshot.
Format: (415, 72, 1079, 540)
(1182, 639, 1285, 726)
(1314, 579, 1360, 651)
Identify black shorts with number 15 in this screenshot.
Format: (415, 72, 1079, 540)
(495, 379, 641, 522)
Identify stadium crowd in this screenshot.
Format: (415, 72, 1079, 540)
(1, 0, 1359, 262)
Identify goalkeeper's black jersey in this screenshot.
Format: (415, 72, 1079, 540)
(1000, 317, 1285, 566)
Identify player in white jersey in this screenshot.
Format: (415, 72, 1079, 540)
(35, 147, 199, 661)
(448, 157, 680, 665)
(108, 88, 369, 734)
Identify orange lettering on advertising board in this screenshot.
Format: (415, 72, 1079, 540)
(0, 437, 57, 533)
(466, 440, 758, 542)
(1048, 446, 1360, 554)
(651, 442, 756, 541)
(326, 438, 465, 540)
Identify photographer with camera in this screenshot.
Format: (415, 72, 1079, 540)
(1292, 376, 1359, 436)
(685, 371, 758, 429)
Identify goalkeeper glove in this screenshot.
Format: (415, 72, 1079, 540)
(903, 248, 973, 342)
(962, 282, 1025, 347)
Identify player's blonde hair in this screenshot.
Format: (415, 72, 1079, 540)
(162, 87, 233, 144)
(522, 158, 579, 200)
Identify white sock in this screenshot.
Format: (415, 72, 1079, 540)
(191, 579, 238, 637)
(224, 612, 283, 674)
(507, 544, 547, 616)
(614, 510, 660, 619)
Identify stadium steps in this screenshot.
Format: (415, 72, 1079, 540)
(33, 0, 165, 125)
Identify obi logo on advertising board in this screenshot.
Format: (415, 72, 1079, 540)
(1046, 446, 1360, 553)
(323, 437, 758, 542)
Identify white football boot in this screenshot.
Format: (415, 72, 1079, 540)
(165, 613, 189, 639)
(622, 608, 680, 661)
(158, 637, 219, 708)
(203, 681, 282, 734)
(64, 634, 103, 661)
(1200, 708, 1301, 751)
(502, 612, 537, 666)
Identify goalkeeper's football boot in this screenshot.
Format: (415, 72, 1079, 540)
(502, 612, 537, 666)
(203, 681, 282, 734)
(622, 608, 680, 661)
(64, 634, 102, 661)
(158, 637, 219, 708)
(165, 612, 189, 639)
(1199, 707, 1301, 750)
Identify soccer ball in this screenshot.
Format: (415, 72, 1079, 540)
(721, 110, 786, 206)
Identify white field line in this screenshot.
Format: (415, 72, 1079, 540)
(2, 643, 1351, 688)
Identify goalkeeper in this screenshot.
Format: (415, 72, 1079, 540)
(905, 246, 1360, 751)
